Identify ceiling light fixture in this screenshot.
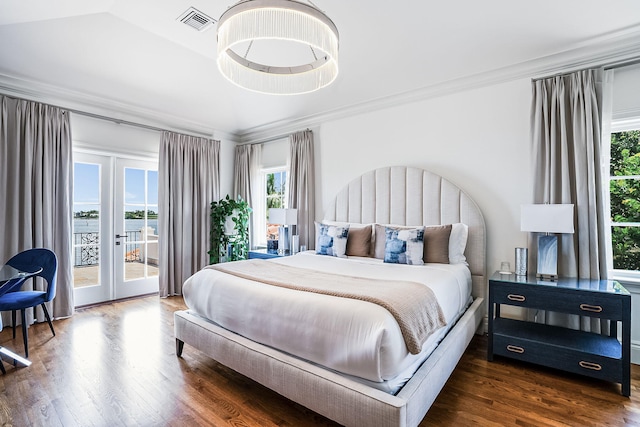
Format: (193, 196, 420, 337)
(216, 0, 339, 95)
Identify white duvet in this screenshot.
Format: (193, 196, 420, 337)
(182, 252, 472, 391)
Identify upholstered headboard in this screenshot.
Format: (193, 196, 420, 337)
(323, 166, 486, 300)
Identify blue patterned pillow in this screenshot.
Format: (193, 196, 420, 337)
(315, 223, 349, 258)
(383, 226, 425, 265)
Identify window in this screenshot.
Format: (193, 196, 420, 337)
(256, 168, 287, 247)
(610, 129, 640, 272)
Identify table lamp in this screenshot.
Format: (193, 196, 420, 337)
(269, 208, 298, 255)
(521, 204, 574, 280)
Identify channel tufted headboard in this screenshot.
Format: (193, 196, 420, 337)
(323, 166, 487, 300)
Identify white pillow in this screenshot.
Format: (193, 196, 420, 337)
(449, 223, 468, 264)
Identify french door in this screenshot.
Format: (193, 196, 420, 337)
(73, 153, 159, 306)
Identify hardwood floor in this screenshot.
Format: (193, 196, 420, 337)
(1, 296, 638, 426)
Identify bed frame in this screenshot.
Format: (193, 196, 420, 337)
(175, 166, 486, 427)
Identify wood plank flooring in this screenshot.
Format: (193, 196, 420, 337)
(0, 295, 638, 426)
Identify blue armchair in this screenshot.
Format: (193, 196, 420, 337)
(0, 248, 57, 358)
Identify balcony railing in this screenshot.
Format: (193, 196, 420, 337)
(73, 231, 143, 266)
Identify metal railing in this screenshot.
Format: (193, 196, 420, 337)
(73, 231, 143, 267)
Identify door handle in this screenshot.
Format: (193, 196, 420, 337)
(115, 234, 128, 239)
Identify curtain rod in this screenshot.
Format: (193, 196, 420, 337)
(0, 92, 213, 138)
(532, 56, 640, 82)
(241, 128, 311, 146)
(70, 109, 167, 133)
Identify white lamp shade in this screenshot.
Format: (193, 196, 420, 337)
(521, 204, 575, 234)
(269, 208, 298, 225)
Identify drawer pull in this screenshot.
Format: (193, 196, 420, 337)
(579, 304, 603, 313)
(579, 361, 602, 371)
(507, 294, 526, 302)
(506, 345, 525, 354)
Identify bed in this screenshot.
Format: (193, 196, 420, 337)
(174, 166, 486, 427)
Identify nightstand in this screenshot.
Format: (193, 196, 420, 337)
(488, 272, 631, 396)
(248, 249, 288, 259)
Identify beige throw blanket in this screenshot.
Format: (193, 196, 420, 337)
(208, 259, 446, 354)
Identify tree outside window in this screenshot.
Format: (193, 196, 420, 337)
(610, 130, 640, 271)
(265, 170, 287, 241)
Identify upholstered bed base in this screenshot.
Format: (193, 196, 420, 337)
(175, 296, 483, 427)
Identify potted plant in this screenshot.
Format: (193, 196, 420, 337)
(209, 195, 252, 264)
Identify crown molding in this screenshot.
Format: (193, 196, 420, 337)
(0, 73, 220, 138)
(238, 26, 640, 143)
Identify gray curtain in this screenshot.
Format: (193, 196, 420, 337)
(233, 143, 261, 248)
(288, 130, 315, 249)
(158, 131, 219, 297)
(530, 69, 608, 331)
(0, 95, 74, 325)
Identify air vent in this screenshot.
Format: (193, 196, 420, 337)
(177, 7, 216, 32)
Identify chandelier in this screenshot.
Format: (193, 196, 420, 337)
(217, 0, 339, 95)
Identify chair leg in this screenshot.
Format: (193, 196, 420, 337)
(0, 356, 5, 375)
(11, 310, 16, 339)
(20, 309, 28, 359)
(41, 303, 55, 337)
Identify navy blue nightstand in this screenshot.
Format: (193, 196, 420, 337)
(488, 271, 631, 396)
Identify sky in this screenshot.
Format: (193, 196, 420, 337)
(74, 163, 158, 213)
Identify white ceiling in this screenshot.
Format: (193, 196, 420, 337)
(1, 0, 640, 140)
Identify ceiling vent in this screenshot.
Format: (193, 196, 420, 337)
(177, 7, 216, 32)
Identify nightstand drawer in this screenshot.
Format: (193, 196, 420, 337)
(493, 334, 622, 383)
(491, 282, 623, 320)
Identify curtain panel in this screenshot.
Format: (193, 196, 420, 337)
(288, 130, 316, 250)
(233, 144, 261, 248)
(530, 69, 609, 332)
(158, 131, 220, 297)
(0, 95, 74, 324)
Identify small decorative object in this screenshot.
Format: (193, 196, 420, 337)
(209, 195, 252, 264)
(515, 247, 528, 276)
(521, 204, 574, 280)
(292, 235, 300, 254)
(300, 245, 307, 253)
(499, 262, 511, 274)
(267, 239, 278, 254)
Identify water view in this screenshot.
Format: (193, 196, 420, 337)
(74, 218, 158, 234)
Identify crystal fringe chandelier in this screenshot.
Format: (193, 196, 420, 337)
(217, 0, 339, 95)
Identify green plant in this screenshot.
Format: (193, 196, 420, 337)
(610, 130, 640, 270)
(209, 195, 252, 264)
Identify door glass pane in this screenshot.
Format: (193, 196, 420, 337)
(125, 168, 145, 204)
(124, 204, 145, 281)
(146, 202, 159, 277)
(73, 163, 101, 288)
(147, 170, 158, 205)
(123, 168, 159, 281)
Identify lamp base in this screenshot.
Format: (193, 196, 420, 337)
(536, 234, 558, 281)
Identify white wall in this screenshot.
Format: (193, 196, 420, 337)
(315, 78, 533, 276)
(72, 114, 161, 157)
